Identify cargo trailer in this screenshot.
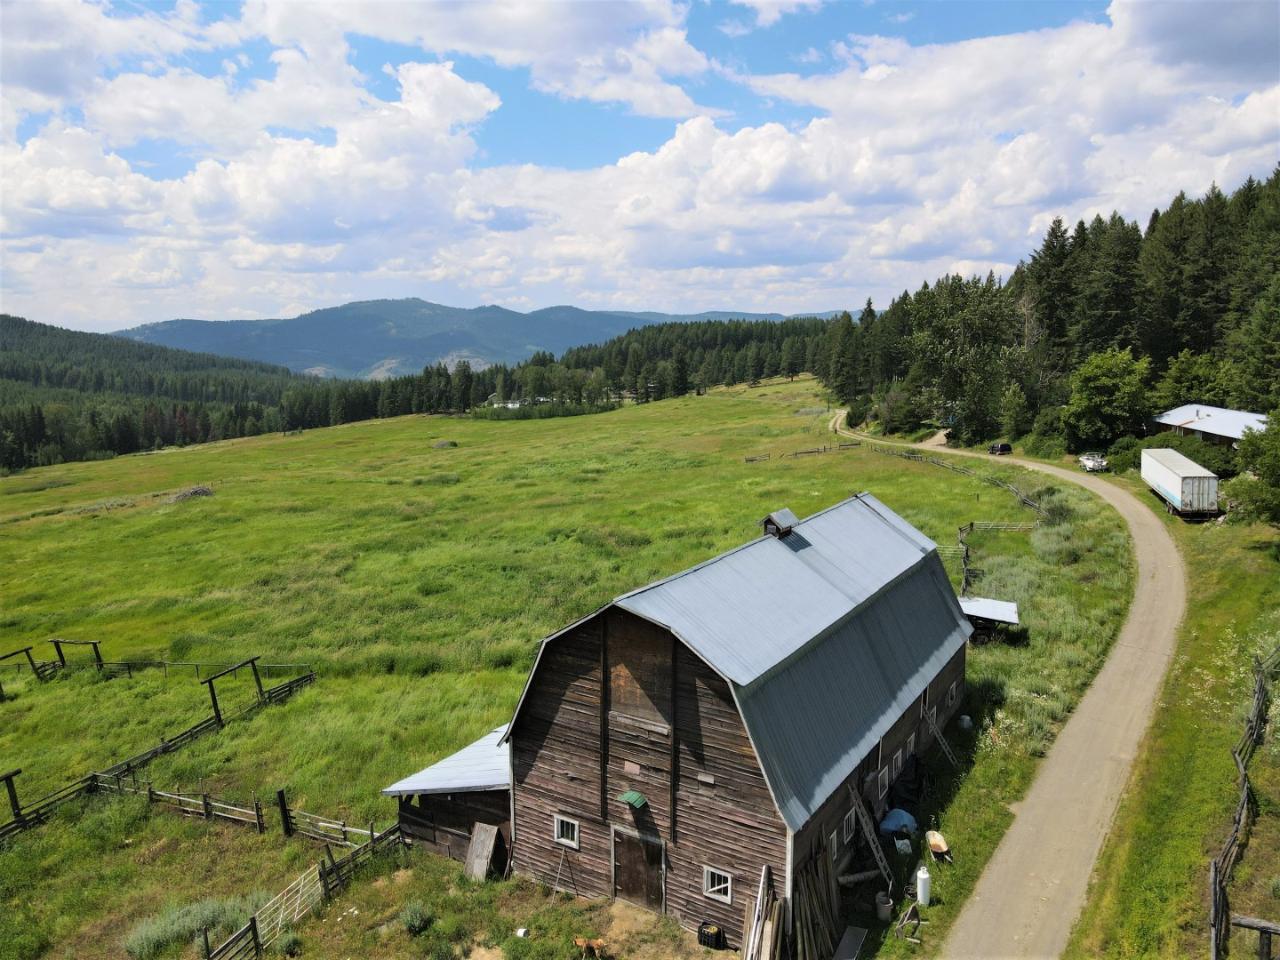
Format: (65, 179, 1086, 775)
(1141, 448, 1219, 515)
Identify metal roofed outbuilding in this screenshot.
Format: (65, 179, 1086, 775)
(958, 597, 1020, 626)
(1154, 403, 1267, 443)
(383, 725, 510, 797)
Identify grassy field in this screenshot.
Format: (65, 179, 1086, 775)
(1, 377, 1133, 959)
(1064, 475, 1280, 959)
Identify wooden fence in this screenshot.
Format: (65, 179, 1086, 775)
(0, 669, 315, 844)
(1210, 645, 1280, 959)
(206, 825, 402, 959)
(95, 774, 267, 833)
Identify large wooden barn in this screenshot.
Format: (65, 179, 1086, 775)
(502, 493, 971, 944)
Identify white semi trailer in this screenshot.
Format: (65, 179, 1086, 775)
(1141, 448, 1219, 515)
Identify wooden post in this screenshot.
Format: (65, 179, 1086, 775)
(0, 676, 6, 702)
(202, 793, 212, 820)
(202, 927, 212, 959)
(1, 769, 22, 821)
(277, 789, 293, 836)
(50, 639, 66, 667)
(249, 660, 265, 703)
(248, 915, 261, 958)
(254, 797, 265, 834)
(91, 641, 104, 672)
(206, 680, 223, 727)
(21, 648, 39, 679)
(1260, 930, 1271, 960)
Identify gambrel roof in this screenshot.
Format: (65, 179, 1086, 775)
(507, 493, 972, 831)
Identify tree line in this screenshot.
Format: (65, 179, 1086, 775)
(819, 167, 1279, 456)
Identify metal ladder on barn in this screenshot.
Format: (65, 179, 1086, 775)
(847, 785, 893, 887)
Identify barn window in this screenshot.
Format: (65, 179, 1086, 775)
(878, 767, 889, 799)
(842, 809, 856, 843)
(829, 829, 839, 862)
(892, 750, 903, 778)
(946, 681, 958, 707)
(553, 814, 579, 850)
(907, 733, 916, 757)
(703, 867, 732, 904)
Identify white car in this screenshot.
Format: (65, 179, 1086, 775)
(1078, 452, 1109, 472)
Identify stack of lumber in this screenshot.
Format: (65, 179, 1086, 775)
(741, 866, 785, 960)
(792, 839, 842, 960)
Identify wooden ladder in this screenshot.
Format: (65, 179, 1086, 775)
(926, 709, 960, 767)
(847, 785, 892, 887)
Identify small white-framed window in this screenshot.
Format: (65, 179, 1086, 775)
(878, 767, 889, 799)
(907, 733, 916, 757)
(892, 750, 903, 778)
(842, 809, 856, 843)
(946, 680, 958, 707)
(553, 814, 579, 850)
(703, 866, 732, 904)
(829, 829, 839, 862)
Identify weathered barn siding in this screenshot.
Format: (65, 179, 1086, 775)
(512, 616, 610, 896)
(399, 790, 509, 862)
(511, 609, 787, 944)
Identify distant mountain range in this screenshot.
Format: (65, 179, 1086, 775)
(114, 299, 836, 379)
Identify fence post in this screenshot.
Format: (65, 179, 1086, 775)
(1260, 929, 1272, 960)
(1, 770, 22, 822)
(202, 793, 212, 820)
(277, 789, 292, 837)
(255, 798, 265, 834)
(341, 821, 348, 845)
(202, 926, 212, 959)
(249, 915, 261, 959)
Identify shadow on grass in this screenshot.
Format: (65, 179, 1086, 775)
(839, 676, 1005, 954)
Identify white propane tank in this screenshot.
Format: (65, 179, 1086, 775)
(916, 864, 932, 907)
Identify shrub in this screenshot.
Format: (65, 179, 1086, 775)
(275, 931, 303, 956)
(123, 894, 265, 960)
(401, 901, 434, 936)
(1108, 431, 1239, 477)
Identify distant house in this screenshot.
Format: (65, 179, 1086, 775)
(500, 494, 971, 943)
(1154, 404, 1267, 447)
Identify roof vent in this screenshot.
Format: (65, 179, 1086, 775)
(762, 507, 800, 539)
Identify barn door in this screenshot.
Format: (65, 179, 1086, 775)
(613, 829, 664, 912)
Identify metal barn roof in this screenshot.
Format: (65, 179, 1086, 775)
(615, 493, 939, 686)
(1155, 404, 1267, 441)
(508, 492, 972, 831)
(382, 726, 510, 797)
(958, 596, 1021, 625)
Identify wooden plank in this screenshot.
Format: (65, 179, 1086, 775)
(465, 822, 499, 880)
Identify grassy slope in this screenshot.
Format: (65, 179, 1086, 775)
(1065, 477, 1280, 959)
(1, 378, 1132, 959)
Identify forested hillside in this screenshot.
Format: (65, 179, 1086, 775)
(820, 168, 1280, 453)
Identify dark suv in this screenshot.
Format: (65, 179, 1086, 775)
(988, 442, 1012, 455)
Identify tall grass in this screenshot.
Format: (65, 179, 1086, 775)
(124, 892, 266, 959)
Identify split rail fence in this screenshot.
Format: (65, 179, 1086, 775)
(1209, 644, 1280, 959)
(0, 668, 315, 843)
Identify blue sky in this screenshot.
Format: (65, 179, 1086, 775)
(1, 0, 1276, 330)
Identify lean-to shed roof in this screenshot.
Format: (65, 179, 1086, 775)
(382, 726, 509, 797)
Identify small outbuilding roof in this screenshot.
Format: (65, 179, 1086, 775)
(958, 596, 1020, 625)
(382, 726, 510, 797)
(1154, 404, 1267, 441)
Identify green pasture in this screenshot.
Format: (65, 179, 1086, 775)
(2, 377, 1132, 958)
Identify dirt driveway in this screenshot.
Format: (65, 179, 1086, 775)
(832, 417, 1187, 959)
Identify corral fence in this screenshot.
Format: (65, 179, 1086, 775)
(278, 788, 375, 847)
(0, 668, 315, 844)
(96, 773, 267, 833)
(206, 824, 403, 959)
(1210, 645, 1280, 959)
(956, 519, 1041, 595)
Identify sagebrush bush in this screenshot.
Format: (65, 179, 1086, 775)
(275, 931, 303, 956)
(401, 900, 433, 936)
(123, 893, 265, 960)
